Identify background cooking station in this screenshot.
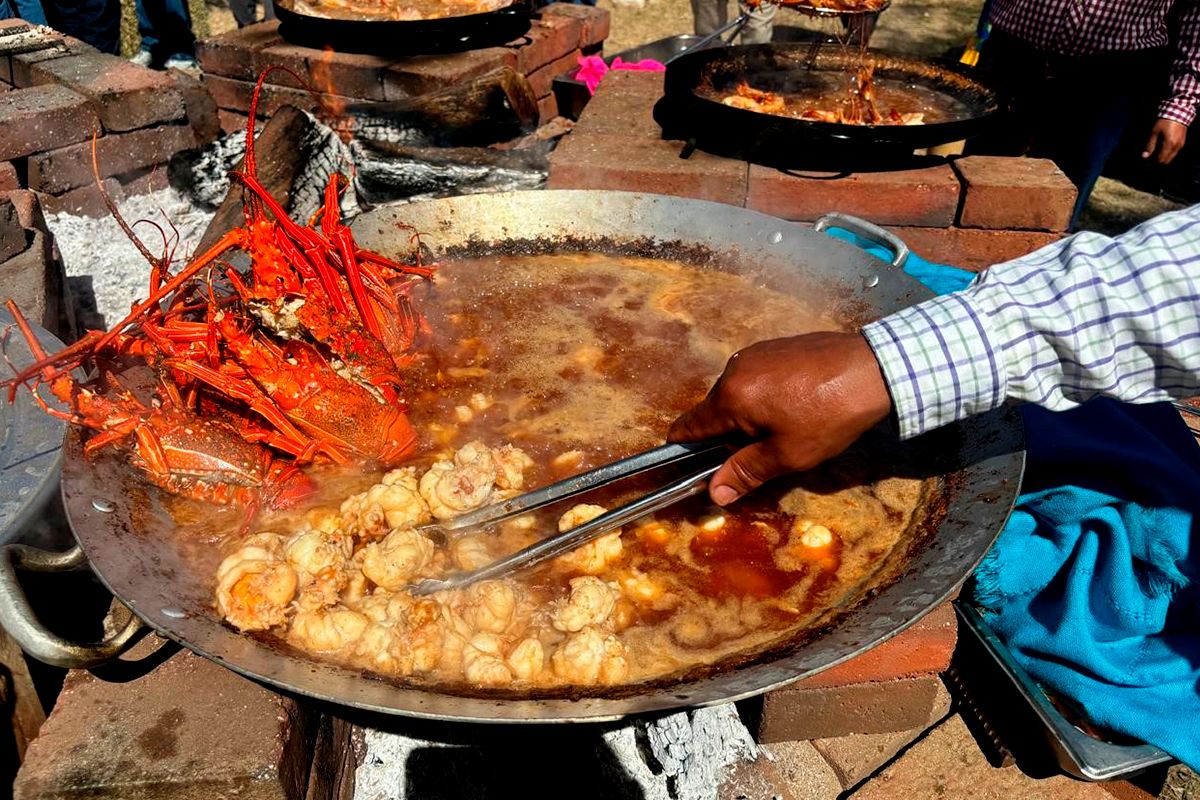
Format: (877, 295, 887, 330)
(0, 4, 1182, 800)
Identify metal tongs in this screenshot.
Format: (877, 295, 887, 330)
(406, 437, 733, 596)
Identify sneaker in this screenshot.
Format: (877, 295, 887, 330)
(163, 53, 201, 76)
(129, 49, 154, 68)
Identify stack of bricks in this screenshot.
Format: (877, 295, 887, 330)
(2, 184, 74, 339)
(548, 71, 1079, 270)
(197, 3, 609, 134)
(0, 19, 220, 218)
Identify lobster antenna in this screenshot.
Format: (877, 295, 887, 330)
(91, 133, 165, 272)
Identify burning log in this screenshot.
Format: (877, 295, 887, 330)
(351, 140, 549, 205)
(343, 67, 539, 148)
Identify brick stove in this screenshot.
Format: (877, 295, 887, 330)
(548, 70, 1078, 271)
(0, 19, 218, 217)
(197, 4, 609, 136)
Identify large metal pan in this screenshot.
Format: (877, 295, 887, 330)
(0, 191, 1023, 722)
(272, 0, 532, 55)
(655, 44, 1004, 168)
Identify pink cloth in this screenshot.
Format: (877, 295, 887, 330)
(576, 55, 666, 96)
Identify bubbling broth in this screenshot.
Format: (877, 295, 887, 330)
(189, 252, 930, 690)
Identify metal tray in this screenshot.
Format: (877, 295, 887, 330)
(954, 602, 1175, 781)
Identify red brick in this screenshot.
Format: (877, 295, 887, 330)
(308, 49, 392, 102)
(27, 123, 195, 194)
(526, 48, 580, 99)
(851, 715, 1114, 800)
(511, 16, 583, 75)
(119, 164, 170, 196)
(747, 163, 961, 227)
(0, 196, 26, 261)
(537, 92, 559, 123)
(574, 69, 664, 140)
(799, 603, 956, 689)
(0, 159, 17, 190)
(38, 178, 123, 217)
(13, 639, 320, 800)
(196, 20, 284, 81)
(172, 68, 221, 145)
(0, 227, 68, 335)
(31, 53, 185, 132)
(811, 681, 951, 789)
(206, 73, 345, 117)
(547, 132, 748, 205)
(383, 47, 515, 100)
(885, 225, 1064, 272)
(2, 189, 47, 231)
(0, 84, 99, 161)
(9, 35, 97, 88)
(953, 155, 1077, 232)
(541, 3, 611, 48)
(751, 675, 942, 742)
(219, 108, 250, 134)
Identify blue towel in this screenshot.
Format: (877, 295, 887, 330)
(826, 226, 1200, 768)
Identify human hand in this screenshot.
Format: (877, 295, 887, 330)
(667, 332, 892, 506)
(1143, 118, 1188, 165)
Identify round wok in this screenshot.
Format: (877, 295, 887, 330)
(14, 191, 1023, 722)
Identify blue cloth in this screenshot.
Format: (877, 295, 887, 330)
(0, 0, 49, 26)
(827, 225, 1200, 769)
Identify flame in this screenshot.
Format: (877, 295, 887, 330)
(312, 46, 353, 143)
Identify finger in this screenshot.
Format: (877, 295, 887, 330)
(667, 394, 738, 442)
(708, 440, 788, 505)
(1143, 130, 1162, 159)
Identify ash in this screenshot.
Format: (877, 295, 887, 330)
(44, 187, 213, 328)
(352, 705, 761, 800)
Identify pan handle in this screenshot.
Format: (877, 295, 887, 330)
(0, 543, 142, 668)
(814, 212, 910, 270)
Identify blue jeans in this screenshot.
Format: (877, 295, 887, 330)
(41, 0, 119, 52)
(970, 30, 1164, 230)
(136, 0, 195, 61)
(0, 0, 48, 24)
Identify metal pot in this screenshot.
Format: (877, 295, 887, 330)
(654, 44, 1005, 168)
(0, 191, 1023, 721)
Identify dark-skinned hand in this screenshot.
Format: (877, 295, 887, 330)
(1143, 118, 1188, 165)
(667, 332, 893, 506)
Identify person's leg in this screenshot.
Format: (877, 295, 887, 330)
(690, 0, 727, 37)
(228, 0, 257, 26)
(965, 29, 1048, 158)
(140, 0, 195, 61)
(738, 0, 775, 44)
(43, 0, 119, 52)
(8, 0, 49, 24)
(1032, 51, 1146, 229)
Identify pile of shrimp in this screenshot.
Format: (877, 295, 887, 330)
(215, 440, 637, 687)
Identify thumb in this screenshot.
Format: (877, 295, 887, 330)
(708, 440, 787, 506)
(1143, 129, 1161, 159)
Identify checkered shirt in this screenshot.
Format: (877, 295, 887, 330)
(861, 205, 1200, 440)
(989, 0, 1200, 124)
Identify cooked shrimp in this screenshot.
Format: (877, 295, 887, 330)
(419, 443, 497, 520)
(554, 505, 623, 574)
(491, 444, 534, 491)
(462, 633, 513, 685)
(360, 529, 435, 590)
(341, 467, 430, 539)
(285, 530, 350, 610)
(216, 534, 298, 632)
(288, 606, 370, 652)
(462, 580, 519, 634)
(451, 536, 494, 571)
(550, 626, 628, 685)
(551, 576, 618, 632)
(507, 638, 545, 681)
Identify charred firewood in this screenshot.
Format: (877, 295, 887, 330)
(351, 139, 548, 205)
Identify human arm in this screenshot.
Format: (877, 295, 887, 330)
(670, 206, 1200, 504)
(1147, 0, 1200, 163)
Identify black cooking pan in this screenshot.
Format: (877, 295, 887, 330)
(272, 0, 531, 55)
(0, 191, 1024, 722)
(655, 43, 1004, 168)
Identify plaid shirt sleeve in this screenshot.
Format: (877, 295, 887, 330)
(861, 206, 1200, 440)
(1160, 0, 1200, 125)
